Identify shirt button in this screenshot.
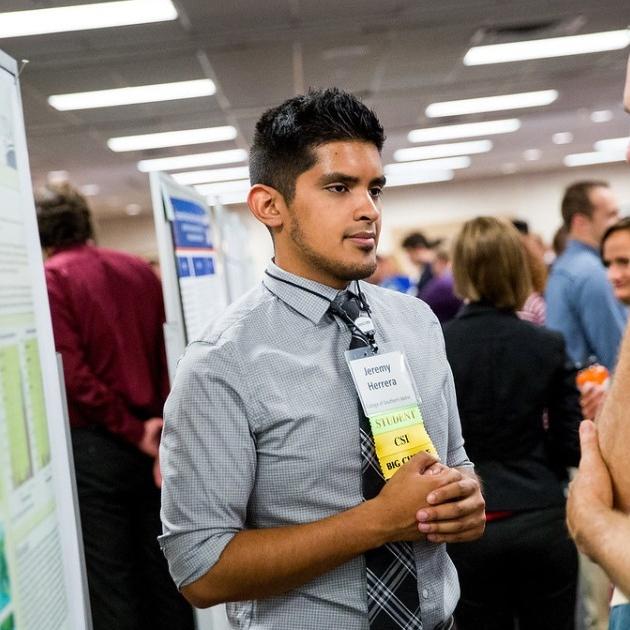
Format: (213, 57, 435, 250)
(422, 589, 429, 599)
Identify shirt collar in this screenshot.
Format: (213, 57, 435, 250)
(566, 238, 599, 256)
(262, 261, 360, 325)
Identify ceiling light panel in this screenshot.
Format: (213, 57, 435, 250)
(464, 29, 630, 65)
(426, 90, 558, 118)
(49, 79, 215, 111)
(394, 140, 492, 162)
(195, 179, 251, 196)
(386, 171, 454, 187)
(0, 0, 177, 39)
(108, 126, 237, 152)
(564, 151, 625, 167)
(172, 166, 250, 185)
(385, 157, 471, 174)
(137, 149, 248, 172)
(590, 110, 613, 123)
(594, 137, 629, 152)
(408, 119, 520, 143)
(552, 132, 574, 145)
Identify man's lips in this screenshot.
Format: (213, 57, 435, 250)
(346, 232, 376, 246)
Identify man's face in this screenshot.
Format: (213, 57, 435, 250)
(405, 247, 434, 267)
(603, 229, 630, 305)
(586, 186, 620, 244)
(275, 140, 384, 288)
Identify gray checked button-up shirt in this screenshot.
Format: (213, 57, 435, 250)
(160, 261, 472, 629)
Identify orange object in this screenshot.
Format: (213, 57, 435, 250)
(576, 364, 610, 388)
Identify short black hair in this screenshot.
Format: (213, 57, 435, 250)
(249, 88, 385, 203)
(35, 183, 94, 248)
(601, 217, 630, 256)
(401, 231, 441, 250)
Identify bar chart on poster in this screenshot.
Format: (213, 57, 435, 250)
(0, 50, 90, 629)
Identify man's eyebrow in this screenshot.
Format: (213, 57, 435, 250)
(371, 175, 387, 188)
(317, 173, 387, 188)
(317, 172, 360, 186)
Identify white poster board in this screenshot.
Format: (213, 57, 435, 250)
(150, 173, 230, 380)
(150, 173, 231, 630)
(0, 50, 90, 629)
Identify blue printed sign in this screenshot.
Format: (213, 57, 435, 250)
(170, 196, 213, 249)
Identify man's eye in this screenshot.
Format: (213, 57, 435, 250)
(326, 184, 348, 193)
(369, 187, 383, 198)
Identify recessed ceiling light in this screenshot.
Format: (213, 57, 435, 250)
(594, 137, 629, 152)
(394, 140, 492, 162)
(80, 184, 100, 197)
(49, 79, 215, 111)
(564, 151, 625, 167)
(137, 149, 248, 172)
(590, 110, 613, 123)
(172, 166, 250, 185)
(552, 132, 574, 145)
(426, 90, 558, 118)
(46, 170, 69, 184)
(385, 170, 455, 187)
(108, 126, 236, 151)
(408, 119, 520, 143)
(125, 203, 142, 216)
(464, 29, 630, 65)
(385, 157, 471, 175)
(523, 149, 542, 161)
(0, 0, 177, 39)
(501, 163, 518, 175)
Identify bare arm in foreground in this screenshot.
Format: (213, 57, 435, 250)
(567, 421, 630, 597)
(597, 323, 630, 512)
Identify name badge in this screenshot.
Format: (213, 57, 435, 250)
(345, 343, 438, 479)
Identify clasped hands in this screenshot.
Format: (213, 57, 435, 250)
(377, 451, 485, 545)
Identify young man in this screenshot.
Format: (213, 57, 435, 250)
(36, 184, 193, 630)
(401, 231, 439, 296)
(546, 181, 626, 371)
(159, 89, 484, 630)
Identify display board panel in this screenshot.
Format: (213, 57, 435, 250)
(150, 173, 232, 630)
(0, 50, 90, 630)
(150, 172, 230, 377)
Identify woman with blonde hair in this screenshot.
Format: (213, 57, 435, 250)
(443, 217, 581, 630)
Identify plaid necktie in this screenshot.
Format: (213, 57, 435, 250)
(332, 292, 423, 630)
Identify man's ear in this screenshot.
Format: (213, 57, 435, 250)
(248, 184, 285, 231)
(572, 213, 590, 233)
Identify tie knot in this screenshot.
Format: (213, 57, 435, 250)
(331, 292, 362, 322)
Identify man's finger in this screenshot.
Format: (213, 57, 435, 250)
(427, 525, 485, 544)
(578, 420, 601, 464)
(426, 477, 477, 505)
(419, 513, 484, 535)
(417, 491, 484, 524)
(405, 450, 439, 474)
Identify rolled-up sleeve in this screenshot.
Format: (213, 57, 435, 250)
(159, 339, 257, 588)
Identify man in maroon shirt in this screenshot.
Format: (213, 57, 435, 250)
(36, 184, 193, 630)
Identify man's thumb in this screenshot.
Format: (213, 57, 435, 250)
(579, 420, 600, 463)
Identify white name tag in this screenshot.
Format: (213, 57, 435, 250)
(346, 348, 417, 417)
(345, 344, 438, 479)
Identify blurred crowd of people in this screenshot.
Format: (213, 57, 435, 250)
(372, 177, 630, 630)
